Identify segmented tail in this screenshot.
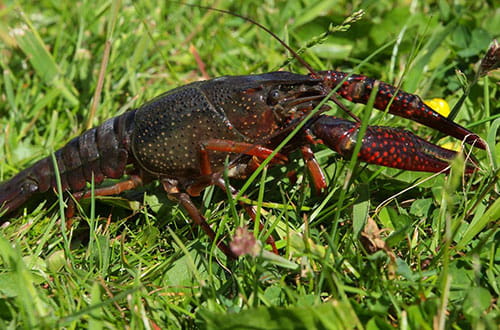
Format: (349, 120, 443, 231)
(0, 110, 137, 216)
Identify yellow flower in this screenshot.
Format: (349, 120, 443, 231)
(425, 98, 462, 150)
(439, 141, 462, 152)
(425, 98, 450, 117)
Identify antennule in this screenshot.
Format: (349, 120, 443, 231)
(175, 2, 317, 75)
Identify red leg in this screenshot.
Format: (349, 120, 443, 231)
(198, 147, 212, 176)
(301, 145, 327, 194)
(64, 175, 144, 218)
(180, 139, 285, 257)
(71, 175, 144, 200)
(204, 139, 288, 164)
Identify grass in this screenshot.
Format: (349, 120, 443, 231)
(0, 0, 499, 328)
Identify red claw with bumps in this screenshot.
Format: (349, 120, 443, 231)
(290, 70, 485, 177)
(309, 116, 476, 174)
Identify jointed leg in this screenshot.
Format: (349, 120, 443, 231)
(162, 179, 237, 259)
(301, 145, 327, 194)
(65, 175, 144, 218)
(204, 139, 288, 164)
(71, 175, 144, 200)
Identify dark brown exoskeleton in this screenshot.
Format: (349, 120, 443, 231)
(0, 9, 487, 258)
(0, 70, 486, 256)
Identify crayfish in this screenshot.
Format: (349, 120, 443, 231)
(0, 7, 488, 259)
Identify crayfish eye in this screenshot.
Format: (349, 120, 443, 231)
(267, 89, 281, 105)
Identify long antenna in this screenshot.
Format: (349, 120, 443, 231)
(175, 2, 318, 76)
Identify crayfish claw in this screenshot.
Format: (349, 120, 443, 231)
(310, 116, 478, 174)
(318, 70, 487, 150)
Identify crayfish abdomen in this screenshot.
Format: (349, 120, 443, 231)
(0, 110, 136, 214)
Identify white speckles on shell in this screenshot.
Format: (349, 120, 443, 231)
(132, 84, 243, 176)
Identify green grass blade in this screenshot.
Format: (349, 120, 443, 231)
(11, 10, 78, 105)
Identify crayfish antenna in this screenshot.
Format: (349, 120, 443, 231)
(175, 2, 317, 76)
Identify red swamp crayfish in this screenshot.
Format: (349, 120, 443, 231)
(0, 8, 488, 258)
